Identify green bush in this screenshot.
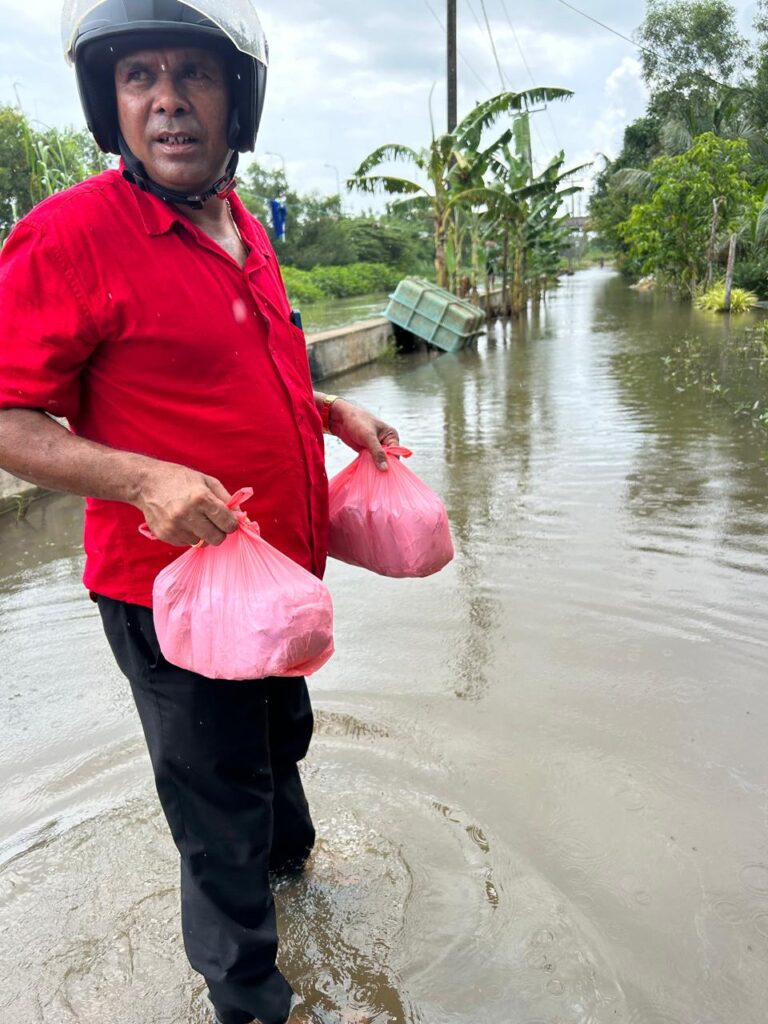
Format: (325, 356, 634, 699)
(733, 260, 768, 298)
(695, 281, 758, 313)
(279, 267, 325, 304)
(308, 263, 402, 298)
(281, 262, 403, 305)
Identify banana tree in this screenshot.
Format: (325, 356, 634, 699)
(499, 121, 589, 311)
(525, 192, 574, 302)
(457, 118, 588, 314)
(347, 88, 573, 290)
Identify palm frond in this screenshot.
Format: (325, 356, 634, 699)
(447, 185, 505, 213)
(350, 144, 426, 179)
(388, 194, 434, 214)
(476, 128, 513, 165)
(456, 87, 573, 141)
(546, 160, 592, 185)
(346, 173, 429, 198)
(742, 127, 768, 163)
(756, 198, 768, 247)
(610, 167, 654, 196)
(660, 118, 692, 155)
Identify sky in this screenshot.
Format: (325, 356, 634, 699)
(0, 0, 761, 213)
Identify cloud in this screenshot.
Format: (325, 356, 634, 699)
(2, 0, 61, 32)
(605, 56, 646, 98)
(593, 56, 648, 156)
(461, 22, 618, 84)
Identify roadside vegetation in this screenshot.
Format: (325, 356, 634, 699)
(0, 104, 108, 233)
(589, 0, 768, 431)
(237, 162, 434, 303)
(590, 0, 768, 311)
(347, 88, 587, 315)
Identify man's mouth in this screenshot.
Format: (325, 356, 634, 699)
(155, 134, 197, 145)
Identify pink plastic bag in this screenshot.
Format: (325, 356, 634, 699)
(328, 446, 454, 578)
(141, 488, 334, 680)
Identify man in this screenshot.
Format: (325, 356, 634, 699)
(0, 2, 397, 1022)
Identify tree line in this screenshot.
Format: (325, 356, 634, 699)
(590, 0, 768, 307)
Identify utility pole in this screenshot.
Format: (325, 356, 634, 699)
(447, 0, 457, 131)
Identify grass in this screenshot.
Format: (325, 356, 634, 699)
(695, 281, 758, 313)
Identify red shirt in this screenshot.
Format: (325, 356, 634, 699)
(0, 170, 328, 606)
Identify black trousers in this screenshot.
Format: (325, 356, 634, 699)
(97, 596, 316, 1024)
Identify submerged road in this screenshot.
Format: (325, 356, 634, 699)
(2, 268, 768, 1023)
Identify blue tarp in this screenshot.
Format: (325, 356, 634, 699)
(270, 199, 288, 241)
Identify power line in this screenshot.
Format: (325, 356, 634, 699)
(499, 0, 563, 157)
(499, 0, 536, 86)
(478, 0, 508, 91)
(551, 0, 649, 52)
(550, 0, 728, 88)
(466, 0, 516, 99)
(463, 0, 543, 171)
(463, 0, 485, 35)
(422, 0, 495, 95)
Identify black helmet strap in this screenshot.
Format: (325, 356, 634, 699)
(118, 109, 240, 209)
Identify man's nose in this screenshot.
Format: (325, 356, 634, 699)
(152, 74, 189, 116)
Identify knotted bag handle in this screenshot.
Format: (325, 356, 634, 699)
(383, 445, 412, 459)
(138, 486, 254, 543)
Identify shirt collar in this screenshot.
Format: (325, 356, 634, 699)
(120, 164, 186, 236)
(120, 164, 271, 260)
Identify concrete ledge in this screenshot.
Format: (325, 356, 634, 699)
(306, 317, 394, 382)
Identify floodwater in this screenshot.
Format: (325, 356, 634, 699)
(2, 268, 768, 1024)
(301, 292, 389, 332)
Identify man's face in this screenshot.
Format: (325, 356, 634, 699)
(115, 46, 230, 195)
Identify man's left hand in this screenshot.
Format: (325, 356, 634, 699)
(329, 398, 399, 471)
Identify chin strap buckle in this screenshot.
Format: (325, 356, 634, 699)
(213, 175, 238, 201)
(122, 167, 149, 193)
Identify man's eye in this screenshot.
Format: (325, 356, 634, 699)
(184, 67, 206, 79)
(126, 69, 148, 81)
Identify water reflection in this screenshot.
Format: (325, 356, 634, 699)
(604, 274, 768, 584)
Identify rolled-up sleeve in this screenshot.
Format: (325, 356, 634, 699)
(0, 219, 99, 421)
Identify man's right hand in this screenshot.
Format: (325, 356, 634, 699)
(137, 463, 240, 547)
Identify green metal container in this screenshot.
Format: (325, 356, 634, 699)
(385, 277, 485, 353)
